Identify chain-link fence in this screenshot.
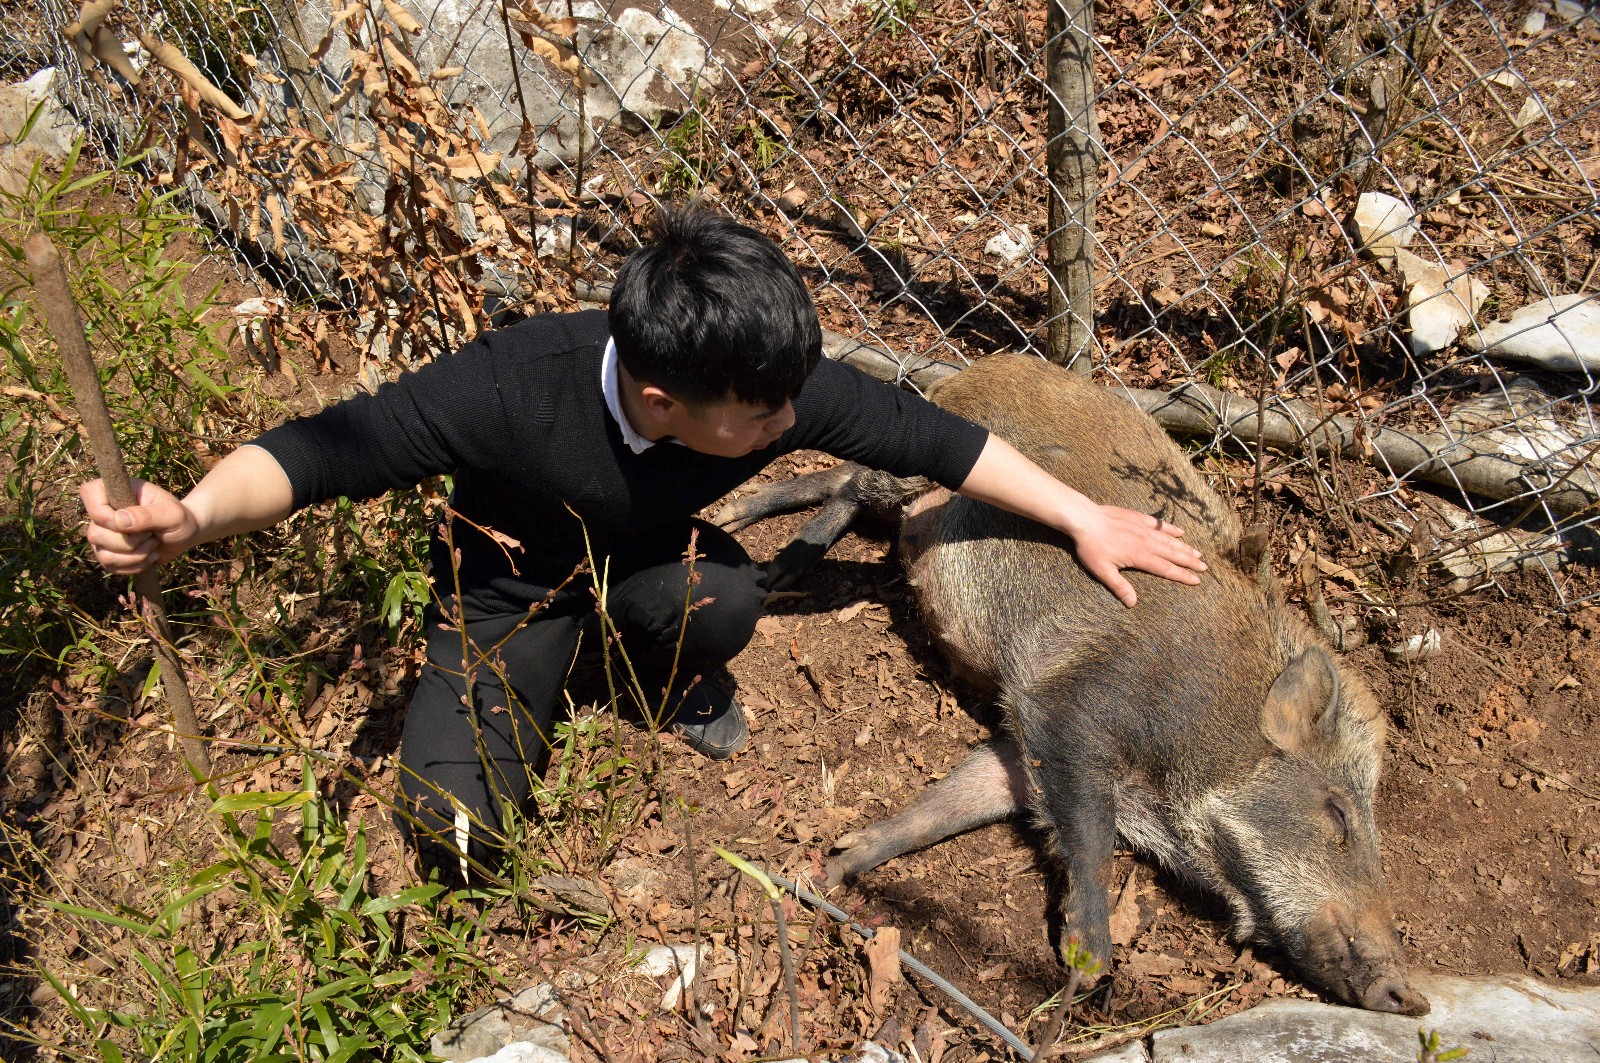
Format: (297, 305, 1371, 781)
(18, 0, 1600, 606)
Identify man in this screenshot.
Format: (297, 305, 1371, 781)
(82, 206, 1205, 875)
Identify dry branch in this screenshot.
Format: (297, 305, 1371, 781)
(818, 333, 1597, 518)
(24, 234, 211, 774)
(1125, 381, 1600, 518)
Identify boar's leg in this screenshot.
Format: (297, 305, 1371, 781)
(1037, 777, 1118, 972)
(1020, 708, 1119, 971)
(711, 464, 862, 532)
(714, 465, 926, 590)
(827, 738, 1030, 887)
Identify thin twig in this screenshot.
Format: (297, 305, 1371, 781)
(770, 893, 802, 1055)
(1030, 966, 1087, 1062)
(1505, 754, 1600, 802)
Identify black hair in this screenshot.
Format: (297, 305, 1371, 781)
(609, 204, 822, 409)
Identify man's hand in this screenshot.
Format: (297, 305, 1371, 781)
(957, 434, 1207, 607)
(80, 478, 200, 574)
(1065, 504, 1204, 608)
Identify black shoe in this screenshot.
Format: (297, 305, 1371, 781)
(667, 676, 750, 760)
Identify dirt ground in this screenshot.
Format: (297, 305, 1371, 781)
(5, 254, 1598, 1058)
(6, 1, 1600, 1054)
(680, 450, 1600, 1043)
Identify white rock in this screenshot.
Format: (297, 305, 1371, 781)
(433, 982, 568, 1063)
(589, 6, 715, 126)
(1522, 9, 1547, 33)
(1553, 0, 1587, 22)
(1383, 628, 1441, 664)
(1148, 974, 1600, 1062)
(639, 943, 703, 1011)
(1513, 95, 1545, 129)
(1392, 248, 1487, 356)
(0, 67, 82, 159)
(1462, 293, 1600, 372)
(1205, 114, 1252, 139)
(1487, 69, 1524, 89)
(849, 1043, 907, 1063)
(534, 216, 577, 259)
(984, 223, 1033, 265)
(282, 1, 717, 172)
(1080, 1040, 1151, 1061)
(1353, 192, 1417, 256)
(462, 1044, 568, 1063)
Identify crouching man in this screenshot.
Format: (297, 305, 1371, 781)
(80, 205, 1205, 878)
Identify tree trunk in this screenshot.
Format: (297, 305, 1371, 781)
(1045, 0, 1099, 372)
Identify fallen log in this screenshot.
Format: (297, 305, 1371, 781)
(819, 334, 1598, 519)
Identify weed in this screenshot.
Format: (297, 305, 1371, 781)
(24, 764, 500, 1062)
(658, 103, 718, 195)
(0, 141, 236, 705)
(1418, 1028, 1469, 1062)
(867, 0, 920, 37)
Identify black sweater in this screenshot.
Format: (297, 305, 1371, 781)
(255, 309, 989, 603)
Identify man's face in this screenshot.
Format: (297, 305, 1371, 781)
(668, 395, 797, 458)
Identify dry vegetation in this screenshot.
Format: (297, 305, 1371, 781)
(2, 0, 1598, 1060)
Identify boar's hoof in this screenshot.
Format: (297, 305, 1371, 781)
(824, 829, 887, 888)
(1361, 974, 1430, 1016)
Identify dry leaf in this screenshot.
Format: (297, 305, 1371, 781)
(382, 0, 423, 34)
(864, 927, 901, 1016)
(382, 38, 421, 83)
(836, 600, 870, 623)
(1108, 867, 1141, 946)
(509, 4, 578, 36)
(517, 31, 582, 76)
(442, 150, 502, 179)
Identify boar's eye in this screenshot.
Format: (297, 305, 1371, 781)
(1325, 794, 1352, 846)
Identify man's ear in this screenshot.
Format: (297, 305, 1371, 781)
(638, 385, 682, 425)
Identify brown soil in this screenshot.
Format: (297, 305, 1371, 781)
(656, 450, 1600, 1052)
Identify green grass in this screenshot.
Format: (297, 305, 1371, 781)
(30, 764, 500, 1063)
(0, 137, 236, 706)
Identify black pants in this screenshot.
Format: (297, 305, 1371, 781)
(398, 519, 764, 873)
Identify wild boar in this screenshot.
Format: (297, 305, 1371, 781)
(714, 354, 1429, 1015)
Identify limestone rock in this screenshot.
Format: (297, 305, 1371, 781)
(271, 1, 717, 172)
(1353, 191, 1417, 257)
(1553, 0, 1588, 23)
(0, 69, 81, 157)
(432, 983, 568, 1063)
(1146, 974, 1600, 1062)
(466, 1044, 568, 1063)
(1080, 1040, 1151, 1061)
(1462, 293, 1600, 372)
(984, 223, 1033, 266)
(0, 67, 84, 194)
(1393, 247, 1487, 356)
(638, 943, 704, 1011)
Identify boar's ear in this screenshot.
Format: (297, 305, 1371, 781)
(1260, 647, 1341, 754)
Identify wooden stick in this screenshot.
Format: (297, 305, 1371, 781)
(24, 233, 211, 775)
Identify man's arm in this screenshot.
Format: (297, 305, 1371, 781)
(81, 445, 295, 574)
(957, 434, 1206, 607)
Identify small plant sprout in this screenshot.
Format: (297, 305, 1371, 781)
(1031, 936, 1103, 1061)
(1418, 1028, 1469, 1062)
(714, 847, 802, 1056)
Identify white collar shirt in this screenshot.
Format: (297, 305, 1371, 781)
(601, 337, 658, 454)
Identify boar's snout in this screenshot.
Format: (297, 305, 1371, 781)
(1360, 971, 1430, 1016)
(1303, 900, 1430, 1016)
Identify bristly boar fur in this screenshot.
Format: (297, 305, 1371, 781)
(727, 354, 1428, 1015)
